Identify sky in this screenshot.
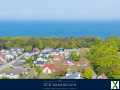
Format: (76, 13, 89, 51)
(0, 0, 119, 21)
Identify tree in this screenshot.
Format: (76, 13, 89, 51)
(26, 57, 34, 68)
(108, 64, 120, 79)
(83, 67, 94, 79)
(33, 66, 42, 77)
(88, 38, 120, 78)
(71, 51, 80, 61)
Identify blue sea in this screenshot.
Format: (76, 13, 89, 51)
(0, 21, 119, 38)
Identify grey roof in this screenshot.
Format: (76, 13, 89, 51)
(65, 72, 82, 79)
(36, 61, 44, 65)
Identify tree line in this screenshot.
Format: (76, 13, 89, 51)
(0, 36, 99, 51)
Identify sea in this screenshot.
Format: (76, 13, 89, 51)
(0, 21, 119, 38)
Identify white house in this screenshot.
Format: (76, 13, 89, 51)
(5, 54, 14, 62)
(65, 72, 82, 79)
(0, 73, 19, 79)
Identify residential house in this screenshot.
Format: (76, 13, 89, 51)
(0, 73, 19, 79)
(52, 54, 65, 64)
(42, 64, 55, 74)
(92, 73, 97, 79)
(64, 49, 71, 59)
(97, 74, 108, 79)
(36, 57, 48, 62)
(39, 52, 50, 58)
(64, 72, 82, 79)
(0, 53, 6, 64)
(74, 58, 90, 68)
(34, 60, 44, 67)
(0, 66, 27, 79)
(32, 47, 40, 55)
(41, 48, 54, 54)
(23, 52, 33, 59)
(64, 60, 74, 66)
(34, 57, 47, 66)
(42, 64, 67, 75)
(5, 54, 14, 62)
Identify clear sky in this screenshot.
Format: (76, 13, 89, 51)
(0, 0, 119, 21)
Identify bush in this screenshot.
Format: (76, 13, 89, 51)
(83, 67, 94, 79)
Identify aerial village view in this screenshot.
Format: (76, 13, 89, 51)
(0, 37, 119, 79)
(0, 0, 119, 81)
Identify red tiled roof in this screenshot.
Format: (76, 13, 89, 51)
(42, 63, 67, 74)
(43, 64, 56, 70)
